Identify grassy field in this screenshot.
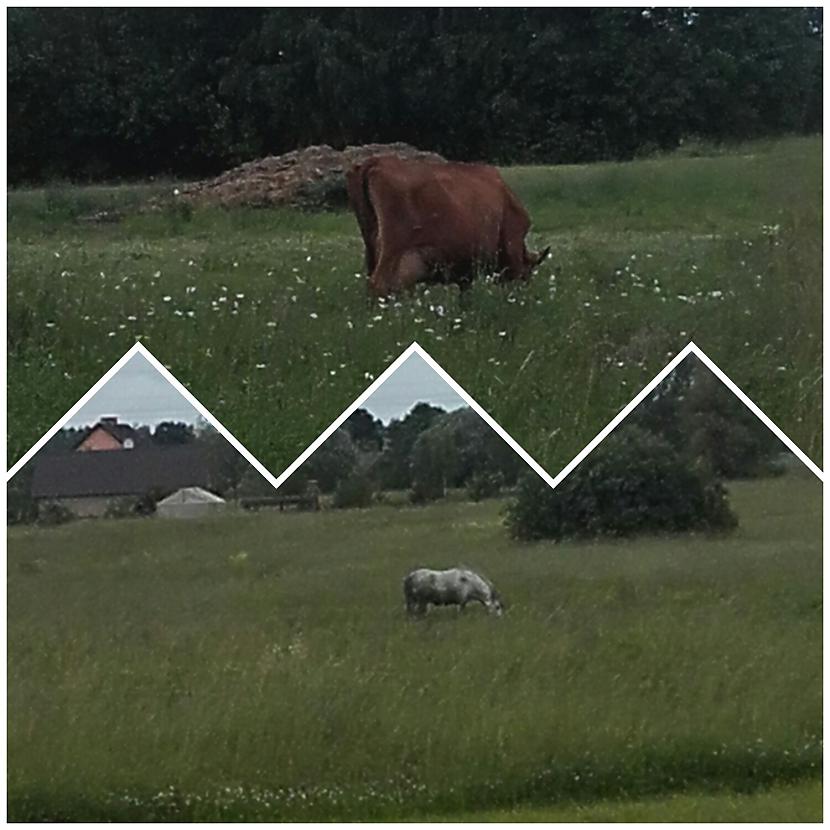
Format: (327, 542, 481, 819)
(425, 779, 823, 822)
(7, 136, 822, 474)
(7, 473, 822, 821)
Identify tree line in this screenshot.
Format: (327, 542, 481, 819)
(9, 7, 822, 184)
(291, 356, 792, 528)
(7, 364, 797, 530)
(282, 403, 522, 507)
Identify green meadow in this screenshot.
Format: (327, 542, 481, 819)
(8, 473, 822, 821)
(7, 136, 822, 475)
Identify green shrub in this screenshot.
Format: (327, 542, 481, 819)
(467, 471, 504, 502)
(134, 487, 171, 517)
(333, 472, 374, 509)
(104, 497, 138, 519)
(36, 501, 74, 527)
(505, 425, 738, 541)
(292, 174, 349, 212)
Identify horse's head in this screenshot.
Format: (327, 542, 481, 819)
(488, 591, 505, 617)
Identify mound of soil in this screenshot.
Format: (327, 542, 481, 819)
(176, 143, 445, 209)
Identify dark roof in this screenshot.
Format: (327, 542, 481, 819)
(31, 445, 211, 499)
(73, 420, 142, 449)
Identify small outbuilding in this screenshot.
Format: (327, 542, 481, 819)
(156, 487, 226, 519)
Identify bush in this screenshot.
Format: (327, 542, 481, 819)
(134, 487, 171, 517)
(104, 497, 139, 519)
(291, 174, 349, 212)
(36, 501, 74, 527)
(467, 471, 504, 502)
(505, 425, 738, 541)
(333, 472, 374, 509)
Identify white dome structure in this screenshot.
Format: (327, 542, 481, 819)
(156, 486, 226, 519)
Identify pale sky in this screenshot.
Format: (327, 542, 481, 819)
(360, 353, 467, 423)
(63, 351, 465, 430)
(66, 353, 201, 427)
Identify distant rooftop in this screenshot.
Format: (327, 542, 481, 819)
(31, 445, 211, 499)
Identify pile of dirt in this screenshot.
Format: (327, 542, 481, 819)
(176, 143, 445, 209)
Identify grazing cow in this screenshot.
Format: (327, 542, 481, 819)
(403, 567, 504, 617)
(346, 156, 550, 297)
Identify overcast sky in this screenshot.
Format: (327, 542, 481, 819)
(66, 353, 202, 427)
(360, 353, 467, 423)
(63, 350, 465, 431)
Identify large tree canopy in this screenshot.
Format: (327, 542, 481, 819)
(8, 8, 822, 184)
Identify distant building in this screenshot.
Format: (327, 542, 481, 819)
(31, 445, 211, 518)
(74, 417, 141, 452)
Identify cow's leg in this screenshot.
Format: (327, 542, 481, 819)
(369, 250, 428, 297)
(365, 230, 379, 275)
(394, 250, 429, 292)
(368, 251, 401, 298)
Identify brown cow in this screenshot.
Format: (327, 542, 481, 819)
(346, 156, 549, 297)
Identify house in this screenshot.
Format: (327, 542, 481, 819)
(30, 445, 212, 518)
(74, 416, 142, 452)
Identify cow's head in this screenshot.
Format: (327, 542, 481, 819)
(522, 245, 551, 279)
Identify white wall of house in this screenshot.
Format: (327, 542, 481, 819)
(40, 496, 122, 518)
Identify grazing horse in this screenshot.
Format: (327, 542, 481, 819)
(403, 567, 504, 617)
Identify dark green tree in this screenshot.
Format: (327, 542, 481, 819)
(630, 356, 786, 478)
(303, 427, 359, 492)
(152, 421, 196, 445)
(8, 8, 822, 183)
(344, 408, 385, 452)
(377, 402, 445, 490)
(7, 467, 37, 526)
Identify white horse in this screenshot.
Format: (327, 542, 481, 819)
(403, 567, 504, 617)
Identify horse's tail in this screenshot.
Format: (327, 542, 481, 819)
(345, 160, 379, 275)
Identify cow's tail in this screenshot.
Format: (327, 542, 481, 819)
(346, 161, 379, 275)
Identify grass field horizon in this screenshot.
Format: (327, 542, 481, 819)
(8, 136, 822, 476)
(8, 472, 821, 821)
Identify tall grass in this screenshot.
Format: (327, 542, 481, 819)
(7, 474, 822, 820)
(7, 137, 822, 474)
